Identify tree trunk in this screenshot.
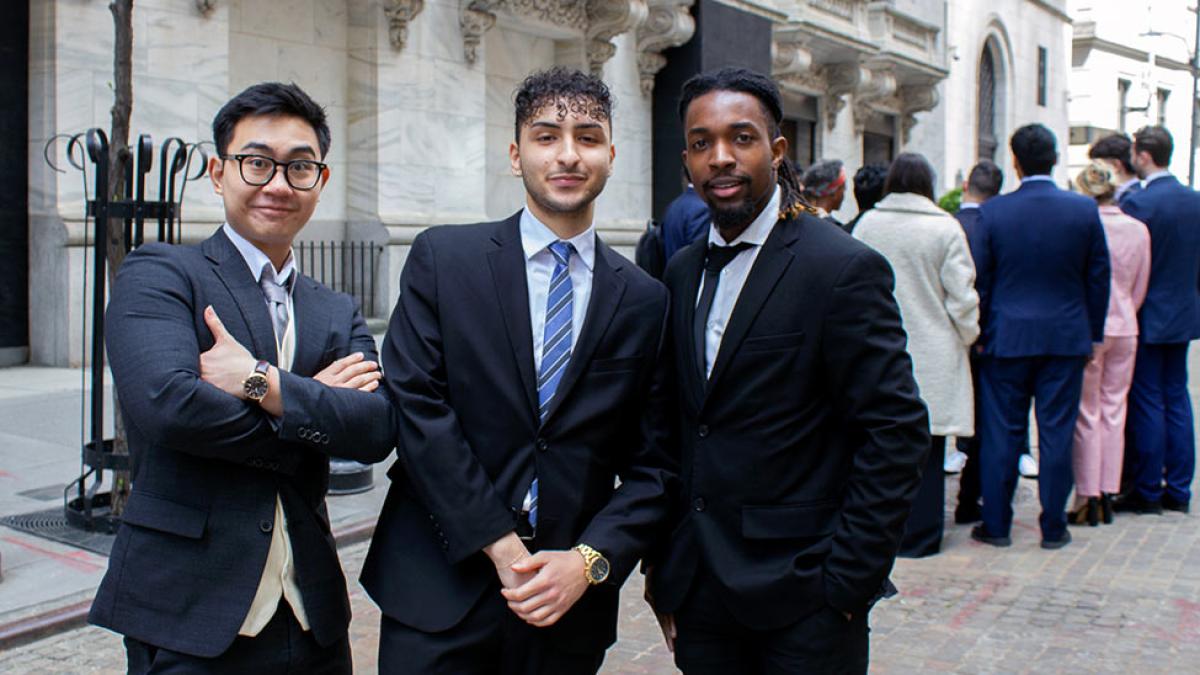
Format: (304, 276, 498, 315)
(108, 0, 133, 516)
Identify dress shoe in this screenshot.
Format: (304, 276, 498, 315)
(1100, 493, 1115, 524)
(970, 525, 1011, 547)
(1162, 495, 1190, 514)
(1112, 495, 1163, 515)
(1018, 453, 1039, 479)
(955, 503, 982, 524)
(1041, 529, 1072, 550)
(1068, 498, 1100, 527)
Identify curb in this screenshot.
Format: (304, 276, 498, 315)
(0, 518, 377, 652)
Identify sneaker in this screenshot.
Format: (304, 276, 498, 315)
(1018, 453, 1039, 479)
(944, 450, 968, 474)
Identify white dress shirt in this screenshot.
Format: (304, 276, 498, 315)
(698, 185, 782, 378)
(520, 207, 596, 371)
(1143, 169, 1172, 186)
(221, 224, 309, 636)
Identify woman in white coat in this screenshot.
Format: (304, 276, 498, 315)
(854, 153, 980, 557)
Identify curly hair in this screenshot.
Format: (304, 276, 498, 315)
(513, 67, 614, 142)
(677, 67, 813, 220)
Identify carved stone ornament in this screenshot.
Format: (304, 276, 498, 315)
(823, 62, 868, 131)
(384, 0, 426, 51)
(635, 0, 696, 95)
(586, 0, 649, 76)
(195, 0, 216, 15)
(460, 0, 497, 63)
(899, 83, 939, 144)
(851, 68, 898, 132)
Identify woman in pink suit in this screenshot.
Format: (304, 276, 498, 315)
(1071, 161, 1151, 526)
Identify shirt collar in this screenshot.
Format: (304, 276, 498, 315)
(1144, 170, 1172, 185)
(222, 223, 296, 288)
(519, 207, 596, 272)
(707, 184, 782, 248)
(1021, 175, 1055, 185)
(959, 202, 981, 210)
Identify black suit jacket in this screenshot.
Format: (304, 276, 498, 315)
(89, 231, 397, 657)
(361, 213, 675, 654)
(648, 212, 929, 630)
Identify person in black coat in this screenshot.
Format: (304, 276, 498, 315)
(645, 67, 929, 675)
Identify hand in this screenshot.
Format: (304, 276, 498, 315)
(642, 567, 676, 652)
(314, 352, 382, 392)
(483, 531, 533, 590)
(200, 306, 257, 398)
(501, 550, 589, 627)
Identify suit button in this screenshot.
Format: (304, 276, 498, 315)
(693, 497, 706, 512)
(259, 519, 273, 533)
(697, 425, 709, 438)
(536, 439, 548, 452)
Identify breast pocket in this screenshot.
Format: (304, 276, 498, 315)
(741, 331, 805, 353)
(589, 355, 643, 374)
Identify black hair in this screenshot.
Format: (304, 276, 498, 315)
(514, 67, 613, 142)
(966, 160, 1003, 199)
(677, 67, 811, 219)
(1088, 133, 1135, 174)
(883, 152, 936, 201)
(213, 82, 331, 158)
(1133, 125, 1174, 167)
(802, 159, 845, 200)
(852, 164, 888, 211)
(1010, 124, 1057, 176)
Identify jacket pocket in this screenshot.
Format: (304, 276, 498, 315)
(590, 355, 643, 373)
(120, 491, 209, 539)
(741, 500, 838, 539)
(741, 331, 805, 353)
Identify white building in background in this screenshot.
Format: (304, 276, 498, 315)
(16, 0, 1072, 366)
(1068, 0, 1198, 185)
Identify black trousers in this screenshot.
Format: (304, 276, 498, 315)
(673, 568, 869, 675)
(378, 583, 605, 675)
(899, 435, 945, 558)
(124, 604, 351, 675)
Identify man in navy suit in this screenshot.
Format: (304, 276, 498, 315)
(662, 176, 711, 262)
(1089, 133, 1142, 206)
(90, 83, 397, 673)
(972, 124, 1110, 549)
(1117, 125, 1200, 514)
(362, 68, 674, 674)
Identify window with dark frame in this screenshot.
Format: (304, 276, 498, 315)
(1158, 88, 1170, 126)
(1037, 46, 1048, 107)
(1118, 79, 1131, 132)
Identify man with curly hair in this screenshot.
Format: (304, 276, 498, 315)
(362, 67, 675, 674)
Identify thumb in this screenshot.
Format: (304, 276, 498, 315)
(204, 305, 231, 342)
(510, 551, 549, 574)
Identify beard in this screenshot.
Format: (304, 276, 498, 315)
(704, 175, 775, 236)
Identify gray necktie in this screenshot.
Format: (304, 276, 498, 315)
(259, 264, 290, 342)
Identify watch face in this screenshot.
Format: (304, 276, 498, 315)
(244, 374, 269, 401)
(589, 557, 610, 584)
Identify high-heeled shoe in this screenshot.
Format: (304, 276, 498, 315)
(1100, 493, 1115, 524)
(1068, 498, 1100, 526)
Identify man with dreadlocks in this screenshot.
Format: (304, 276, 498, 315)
(363, 67, 675, 673)
(643, 67, 930, 674)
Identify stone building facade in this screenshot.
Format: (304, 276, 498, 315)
(11, 0, 1071, 367)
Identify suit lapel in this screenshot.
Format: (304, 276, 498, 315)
(674, 242, 707, 411)
(203, 231, 279, 366)
(704, 217, 799, 398)
(289, 276, 331, 376)
(487, 215, 540, 422)
(542, 240, 626, 425)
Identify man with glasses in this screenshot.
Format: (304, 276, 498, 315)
(89, 81, 396, 673)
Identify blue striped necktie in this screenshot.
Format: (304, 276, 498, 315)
(525, 240, 574, 529)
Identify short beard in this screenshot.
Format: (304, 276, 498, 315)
(710, 199, 759, 234)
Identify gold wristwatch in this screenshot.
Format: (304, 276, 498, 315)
(243, 360, 271, 402)
(573, 543, 610, 585)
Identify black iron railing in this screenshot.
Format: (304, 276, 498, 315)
(295, 240, 384, 317)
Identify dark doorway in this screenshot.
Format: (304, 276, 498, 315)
(0, 1, 29, 365)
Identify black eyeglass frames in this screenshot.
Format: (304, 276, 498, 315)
(220, 153, 327, 191)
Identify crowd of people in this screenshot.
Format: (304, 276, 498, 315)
(660, 122, 1198, 558)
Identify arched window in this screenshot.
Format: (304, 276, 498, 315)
(977, 46, 998, 161)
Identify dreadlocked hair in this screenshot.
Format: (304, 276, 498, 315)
(678, 67, 817, 220)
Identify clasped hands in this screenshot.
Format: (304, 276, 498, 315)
(484, 531, 589, 628)
(198, 305, 382, 405)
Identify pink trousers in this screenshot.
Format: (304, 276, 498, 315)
(1072, 336, 1138, 496)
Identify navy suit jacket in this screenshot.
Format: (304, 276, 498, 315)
(1121, 175, 1200, 344)
(974, 179, 1110, 358)
(661, 187, 710, 262)
(955, 206, 983, 264)
(362, 213, 675, 655)
(89, 231, 397, 657)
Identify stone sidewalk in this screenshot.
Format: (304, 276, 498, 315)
(2, 473, 1197, 673)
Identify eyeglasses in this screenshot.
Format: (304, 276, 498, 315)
(221, 154, 327, 191)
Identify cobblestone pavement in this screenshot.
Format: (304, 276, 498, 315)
(3, 474, 1198, 673)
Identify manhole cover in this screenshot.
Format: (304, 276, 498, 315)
(0, 506, 115, 556)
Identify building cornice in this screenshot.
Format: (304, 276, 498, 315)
(1074, 22, 1194, 74)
